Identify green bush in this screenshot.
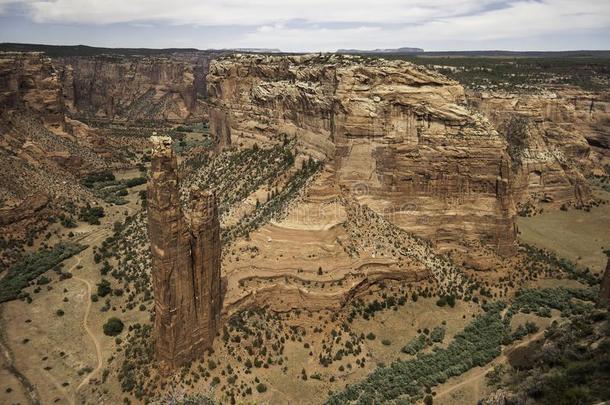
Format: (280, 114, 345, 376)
(256, 383, 267, 393)
(83, 171, 115, 188)
(430, 326, 446, 343)
(96, 279, 112, 297)
(103, 317, 124, 336)
(124, 177, 147, 188)
(79, 205, 105, 225)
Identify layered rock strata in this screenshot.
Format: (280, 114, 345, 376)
(0, 52, 64, 128)
(468, 89, 609, 206)
(148, 136, 221, 368)
(59, 53, 214, 122)
(208, 54, 518, 255)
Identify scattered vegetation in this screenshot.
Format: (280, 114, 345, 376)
(82, 170, 147, 205)
(327, 303, 508, 404)
(0, 243, 86, 303)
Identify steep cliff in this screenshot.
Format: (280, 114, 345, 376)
(599, 254, 610, 307)
(468, 89, 609, 207)
(208, 54, 517, 255)
(59, 53, 213, 122)
(0, 52, 64, 128)
(0, 52, 108, 207)
(148, 136, 221, 368)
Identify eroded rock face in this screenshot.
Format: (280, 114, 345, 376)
(599, 255, 610, 307)
(148, 136, 221, 368)
(468, 89, 609, 206)
(0, 194, 49, 226)
(59, 53, 214, 122)
(0, 52, 64, 128)
(208, 54, 517, 255)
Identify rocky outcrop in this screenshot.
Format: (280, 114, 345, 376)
(0, 194, 49, 226)
(208, 54, 518, 255)
(0, 52, 64, 128)
(599, 255, 610, 307)
(468, 89, 609, 206)
(148, 136, 221, 368)
(59, 53, 214, 122)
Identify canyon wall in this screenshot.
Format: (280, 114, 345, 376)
(0, 52, 64, 128)
(600, 255, 610, 307)
(208, 54, 518, 255)
(148, 136, 221, 368)
(58, 53, 215, 122)
(468, 89, 609, 206)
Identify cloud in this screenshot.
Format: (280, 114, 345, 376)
(0, 0, 541, 25)
(236, 0, 610, 51)
(0, 0, 608, 51)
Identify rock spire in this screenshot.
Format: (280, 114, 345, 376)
(148, 135, 222, 368)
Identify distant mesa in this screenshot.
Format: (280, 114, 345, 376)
(336, 47, 424, 55)
(228, 48, 283, 54)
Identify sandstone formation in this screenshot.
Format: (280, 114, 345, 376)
(0, 52, 64, 128)
(208, 54, 518, 255)
(468, 89, 609, 206)
(0, 194, 49, 226)
(599, 254, 610, 307)
(148, 136, 222, 368)
(59, 53, 215, 122)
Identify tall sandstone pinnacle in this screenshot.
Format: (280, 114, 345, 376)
(599, 254, 610, 308)
(148, 135, 222, 368)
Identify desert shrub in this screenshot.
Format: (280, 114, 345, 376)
(83, 171, 115, 188)
(37, 275, 51, 285)
(402, 334, 427, 355)
(125, 177, 147, 188)
(256, 383, 267, 393)
(103, 317, 124, 336)
(60, 215, 77, 228)
(96, 279, 112, 297)
(430, 326, 446, 343)
(79, 205, 105, 225)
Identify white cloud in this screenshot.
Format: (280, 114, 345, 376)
(233, 0, 610, 51)
(0, 0, 533, 25)
(0, 0, 608, 51)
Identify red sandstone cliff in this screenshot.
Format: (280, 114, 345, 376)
(207, 54, 518, 255)
(599, 254, 610, 307)
(0, 52, 64, 128)
(148, 136, 221, 368)
(58, 53, 214, 122)
(468, 89, 609, 207)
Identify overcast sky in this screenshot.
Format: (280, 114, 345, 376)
(1, 0, 609, 51)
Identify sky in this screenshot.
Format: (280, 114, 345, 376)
(0, 0, 609, 52)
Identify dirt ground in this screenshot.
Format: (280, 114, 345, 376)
(0, 171, 146, 405)
(2, 173, 608, 405)
(517, 190, 610, 274)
